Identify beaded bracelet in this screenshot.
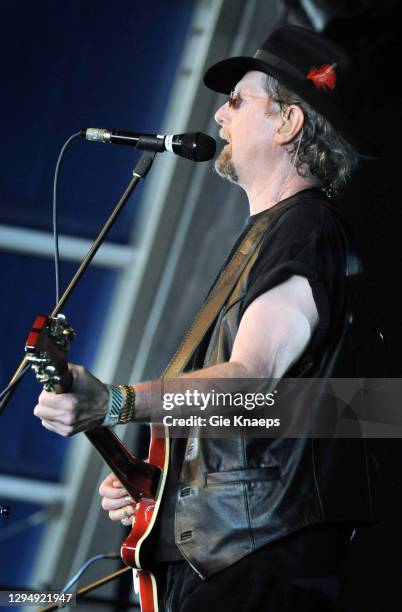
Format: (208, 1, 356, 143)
(117, 384, 136, 424)
(103, 384, 136, 427)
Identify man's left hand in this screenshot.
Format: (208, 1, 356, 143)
(33, 364, 109, 436)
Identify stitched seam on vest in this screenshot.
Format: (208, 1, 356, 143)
(311, 436, 325, 515)
(224, 296, 243, 313)
(242, 482, 255, 551)
(205, 467, 281, 484)
(241, 434, 247, 469)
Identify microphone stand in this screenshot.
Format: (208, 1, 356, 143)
(0, 151, 155, 416)
(0, 152, 159, 606)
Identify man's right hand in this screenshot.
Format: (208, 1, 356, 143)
(99, 472, 135, 527)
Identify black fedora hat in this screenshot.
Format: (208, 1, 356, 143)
(204, 25, 375, 156)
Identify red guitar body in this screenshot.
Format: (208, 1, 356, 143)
(121, 426, 169, 612)
(25, 314, 170, 612)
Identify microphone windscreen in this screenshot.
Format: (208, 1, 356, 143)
(180, 132, 216, 161)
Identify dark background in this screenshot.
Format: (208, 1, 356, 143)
(285, 2, 402, 609)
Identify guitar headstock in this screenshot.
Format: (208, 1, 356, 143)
(25, 314, 75, 392)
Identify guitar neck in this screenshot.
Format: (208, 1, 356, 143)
(24, 314, 161, 502)
(85, 427, 161, 501)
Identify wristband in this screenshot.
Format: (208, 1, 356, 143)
(103, 385, 125, 427)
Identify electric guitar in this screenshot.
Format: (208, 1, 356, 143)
(25, 313, 169, 612)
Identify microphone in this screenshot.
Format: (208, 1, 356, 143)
(80, 129, 216, 162)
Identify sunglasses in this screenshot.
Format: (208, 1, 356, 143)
(227, 90, 268, 109)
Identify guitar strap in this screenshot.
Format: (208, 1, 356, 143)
(163, 210, 274, 378)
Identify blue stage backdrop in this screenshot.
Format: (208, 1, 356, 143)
(0, 0, 195, 588)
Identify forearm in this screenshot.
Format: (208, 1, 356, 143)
(132, 360, 249, 422)
(117, 305, 313, 424)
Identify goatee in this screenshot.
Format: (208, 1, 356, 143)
(214, 146, 238, 184)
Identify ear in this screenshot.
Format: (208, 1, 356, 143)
(274, 105, 304, 146)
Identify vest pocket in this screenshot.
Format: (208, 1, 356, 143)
(205, 466, 280, 486)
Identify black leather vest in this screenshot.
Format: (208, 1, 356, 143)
(172, 199, 378, 579)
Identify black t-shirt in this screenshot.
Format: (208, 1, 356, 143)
(241, 188, 347, 354)
(153, 188, 348, 563)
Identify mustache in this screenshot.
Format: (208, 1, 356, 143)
(219, 128, 230, 142)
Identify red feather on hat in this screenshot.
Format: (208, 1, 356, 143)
(307, 63, 337, 91)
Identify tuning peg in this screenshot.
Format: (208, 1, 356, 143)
(62, 327, 76, 341)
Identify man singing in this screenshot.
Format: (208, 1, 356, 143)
(34, 25, 377, 611)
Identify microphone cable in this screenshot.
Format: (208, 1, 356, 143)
(0, 133, 79, 404)
(52, 132, 81, 306)
(59, 552, 121, 595)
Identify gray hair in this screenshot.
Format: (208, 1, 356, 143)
(264, 75, 359, 194)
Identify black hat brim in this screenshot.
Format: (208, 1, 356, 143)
(204, 56, 379, 158)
